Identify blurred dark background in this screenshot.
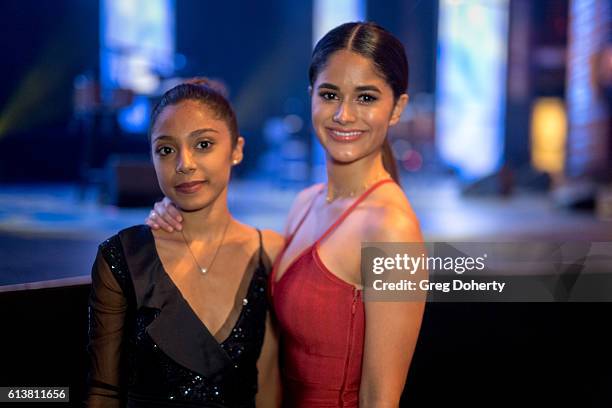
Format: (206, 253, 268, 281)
(1, 0, 612, 407)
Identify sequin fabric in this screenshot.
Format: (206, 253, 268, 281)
(99, 235, 135, 301)
(98, 232, 268, 407)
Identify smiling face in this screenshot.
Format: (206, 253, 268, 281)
(311, 50, 407, 164)
(150, 100, 244, 212)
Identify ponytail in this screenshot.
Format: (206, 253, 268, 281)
(381, 138, 400, 183)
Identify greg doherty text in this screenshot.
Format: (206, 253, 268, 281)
(372, 279, 506, 293)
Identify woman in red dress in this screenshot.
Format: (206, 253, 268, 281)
(149, 22, 424, 407)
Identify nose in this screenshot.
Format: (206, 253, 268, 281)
(333, 100, 356, 124)
(176, 150, 196, 174)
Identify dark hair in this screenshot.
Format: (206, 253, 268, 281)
(149, 78, 239, 147)
(309, 22, 409, 182)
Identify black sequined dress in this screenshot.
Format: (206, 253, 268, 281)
(87, 225, 270, 408)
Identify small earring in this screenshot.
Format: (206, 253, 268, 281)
(232, 159, 239, 165)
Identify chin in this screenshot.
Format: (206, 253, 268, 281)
(177, 201, 211, 213)
(327, 151, 361, 165)
(326, 143, 370, 162)
(174, 185, 227, 212)
(321, 138, 372, 161)
(168, 194, 210, 213)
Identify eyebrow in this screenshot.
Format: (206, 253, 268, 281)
(152, 128, 218, 142)
(317, 83, 340, 91)
(317, 83, 382, 93)
(190, 128, 218, 137)
(355, 85, 382, 93)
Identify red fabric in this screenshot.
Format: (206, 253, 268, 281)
(271, 180, 393, 407)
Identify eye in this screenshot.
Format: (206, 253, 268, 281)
(319, 91, 339, 101)
(196, 140, 214, 150)
(155, 146, 174, 156)
(357, 93, 378, 104)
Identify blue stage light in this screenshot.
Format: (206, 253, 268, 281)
(435, 0, 510, 180)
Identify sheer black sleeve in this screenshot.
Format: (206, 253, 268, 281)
(86, 249, 127, 407)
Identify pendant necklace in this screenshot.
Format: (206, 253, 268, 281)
(181, 218, 231, 274)
(326, 172, 390, 203)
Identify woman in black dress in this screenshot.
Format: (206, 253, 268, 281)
(87, 79, 283, 407)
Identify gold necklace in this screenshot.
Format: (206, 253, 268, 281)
(326, 172, 390, 203)
(181, 218, 231, 274)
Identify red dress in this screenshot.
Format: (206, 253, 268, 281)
(270, 180, 393, 407)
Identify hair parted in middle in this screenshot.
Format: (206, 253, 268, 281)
(309, 22, 409, 182)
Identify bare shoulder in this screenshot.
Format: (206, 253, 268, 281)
(260, 229, 285, 262)
(285, 183, 324, 234)
(361, 183, 423, 243)
(229, 222, 284, 262)
(291, 183, 324, 212)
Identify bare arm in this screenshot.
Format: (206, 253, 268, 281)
(255, 313, 281, 407)
(359, 209, 425, 407)
(255, 229, 285, 407)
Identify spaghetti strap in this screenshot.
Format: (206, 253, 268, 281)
(287, 185, 325, 240)
(255, 228, 264, 270)
(315, 179, 394, 246)
(270, 185, 324, 288)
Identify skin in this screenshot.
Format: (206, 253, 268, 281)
(311, 50, 407, 168)
(149, 51, 424, 407)
(150, 100, 244, 215)
(149, 100, 283, 407)
(282, 51, 423, 407)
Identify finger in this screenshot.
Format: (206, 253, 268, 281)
(161, 197, 182, 223)
(153, 201, 166, 215)
(145, 217, 161, 230)
(150, 209, 174, 233)
(156, 202, 182, 231)
(146, 220, 160, 229)
(165, 202, 183, 223)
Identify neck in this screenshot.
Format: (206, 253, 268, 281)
(180, 187, 232, 242)
(326, 151, 388, 194)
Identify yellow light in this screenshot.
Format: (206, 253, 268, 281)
(0, 30, 72, 140)
(530, 97, 567, 174)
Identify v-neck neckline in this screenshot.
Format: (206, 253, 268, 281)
(146, 226, 259, 346)
(272, 179, 394, 292)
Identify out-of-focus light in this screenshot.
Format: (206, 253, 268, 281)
(436, 0, 509, 180)
(283, 114, 303, 134)
(531, 98, 567, 174)
(402, 149, 423, 172)
(313, 0, 365, 45)
(282, 140, 309, 160)
(566, 0, 611, 177)
(118, 95, 150, 134)
(101, 0, 175, 94)
(263, 118, 288, 144)
(392, 139, 412, 158)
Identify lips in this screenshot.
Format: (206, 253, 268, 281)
(174, 180, 207, 194)
(327, 128, 365, 142)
